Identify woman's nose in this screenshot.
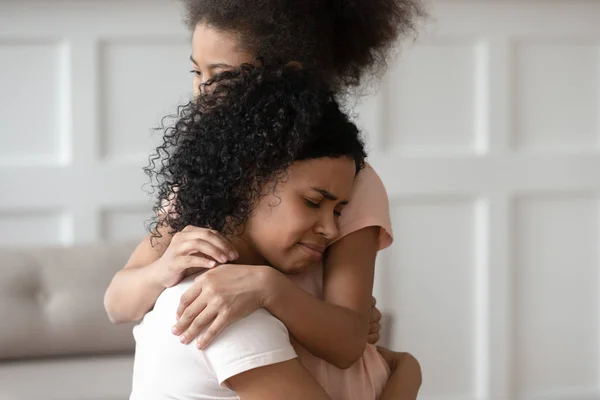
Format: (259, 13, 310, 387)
(316, 212, 339, 241)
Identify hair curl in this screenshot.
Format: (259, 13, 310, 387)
(145, 66, 366, 238)
(181, 0, 426, 91)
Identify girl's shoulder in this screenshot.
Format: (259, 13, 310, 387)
(353, 163, 384, 191)
(337, 163, 393, 250)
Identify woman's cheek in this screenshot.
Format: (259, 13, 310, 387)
(293, 205, 318, 233)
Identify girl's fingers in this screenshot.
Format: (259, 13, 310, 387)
(178, 238, 231, 264)
(181, 227, 238, 260)
(370, 305, 382, 324)
(368, 333, 380, 345)
(197, 312, 231, 349)
(369, 322, 381, 335)
(176, 282, 204, 321)
(174, 255, 218, 272)
(179, 306, 219, 346)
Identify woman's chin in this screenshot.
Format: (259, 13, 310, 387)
(275, 259, 317, 275)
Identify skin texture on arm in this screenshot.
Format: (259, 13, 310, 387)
(175, 226, 379, 370)
(226, 359, 331, 400)
(104, 224, 238, 323)
(378, 348, 423, 400)
(104, 228, 172, 323)
(263, 226, 379, 368)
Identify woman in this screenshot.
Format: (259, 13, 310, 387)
(130, 65, 418, 400)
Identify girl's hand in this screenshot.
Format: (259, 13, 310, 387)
(172, 264, 274, 348)
(368, 296, 382, 344)
(152, 225, 238, 288)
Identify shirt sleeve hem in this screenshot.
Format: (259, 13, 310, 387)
(216, 348, 298, 385)
(333, 217, 393, 250)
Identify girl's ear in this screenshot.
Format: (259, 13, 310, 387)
(285, 60, 303, 70)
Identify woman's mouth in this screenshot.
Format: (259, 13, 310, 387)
(298, 242, 326, 261)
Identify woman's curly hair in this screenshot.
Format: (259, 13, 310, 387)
(145, 66, 366, 238)
(181, 0, 426, 91)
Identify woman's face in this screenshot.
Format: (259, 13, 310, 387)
(241, 157, 356, 274)
(190, 22, 256, 95)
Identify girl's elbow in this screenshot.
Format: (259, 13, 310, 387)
(106, 311, 126, 325)
(105, 306, 140, 325)
(103, 290, 135, 324)
(333, 357, 357, 370)
(333, 341, 367, 369)
(104, 295, 122, 324)
(333, 354, 361, 370)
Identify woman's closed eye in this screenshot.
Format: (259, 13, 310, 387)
(305, 198, 343, 217)
(190, 69, 202, 77)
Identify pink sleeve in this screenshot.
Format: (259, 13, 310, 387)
(334, 164, 393, 250)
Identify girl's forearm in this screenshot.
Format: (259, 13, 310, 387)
(104, 262, 165, 324)
(263, 271, 368, 369)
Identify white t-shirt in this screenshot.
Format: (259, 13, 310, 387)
(130, 274, 297, 400)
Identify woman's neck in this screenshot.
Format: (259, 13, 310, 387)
(229, 236, 268, 266)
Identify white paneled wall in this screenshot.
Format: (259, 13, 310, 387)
(0, 1, 192, 245)
(367, 1, 600, 399)
(1, 1, 600, 399)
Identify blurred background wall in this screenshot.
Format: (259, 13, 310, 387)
(1, 1, 599, 399)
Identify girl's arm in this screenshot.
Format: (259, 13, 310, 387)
(264, 226, 378, 368)
(175, 226, 379, 369)
(174, 166, 389, 368)
(104, 225, 238, 323)
(103, 230, 172, 324)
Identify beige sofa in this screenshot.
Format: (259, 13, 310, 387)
(0, 241, 139, 400)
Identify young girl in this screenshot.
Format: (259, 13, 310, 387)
(131, 64, 412, 400)
(105, 1, 424, 399)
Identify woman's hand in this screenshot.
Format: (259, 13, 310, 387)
(172, 264, 275, 348)
(368, 296, 382, 344)
(152, 225, 238, 288)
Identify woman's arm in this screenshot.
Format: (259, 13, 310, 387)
(104, 225, 238, 323)
(227, 359, 331, 400)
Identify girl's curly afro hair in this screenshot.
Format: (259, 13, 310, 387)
(181, 0, 426, 91)
(146, 66, 366, 237)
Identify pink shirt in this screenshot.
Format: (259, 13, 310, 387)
(289, 164, 393, 400)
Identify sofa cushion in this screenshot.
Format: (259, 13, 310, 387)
(0, 354, 134, 400)
(0, 241, 139, 360)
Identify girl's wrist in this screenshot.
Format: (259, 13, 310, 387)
(257, 265, 284, 309)
(146, 259, 169, 289)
